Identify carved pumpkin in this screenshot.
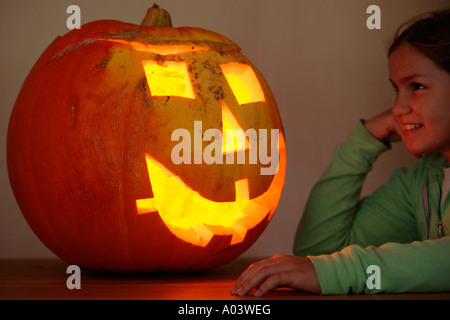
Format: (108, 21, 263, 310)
(7, 5, 286, 272)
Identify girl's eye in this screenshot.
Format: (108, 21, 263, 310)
(411, 82, 426, 90)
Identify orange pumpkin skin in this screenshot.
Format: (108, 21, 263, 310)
(7, 15, 286, 272)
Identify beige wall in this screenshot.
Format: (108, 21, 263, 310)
(1, 0, 449, 259)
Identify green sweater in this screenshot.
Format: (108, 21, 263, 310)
(294, 121, 450, 294)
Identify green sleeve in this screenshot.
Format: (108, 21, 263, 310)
(294, 120, 419, 256)
(310, 237, 450, 294)
(293, 121, 449, 294)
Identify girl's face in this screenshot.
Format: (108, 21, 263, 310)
(389, 43, 450, 161)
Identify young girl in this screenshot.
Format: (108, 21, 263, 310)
(232, 9, 450, 296)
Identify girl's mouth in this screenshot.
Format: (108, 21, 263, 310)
(403, 123, 423, 134)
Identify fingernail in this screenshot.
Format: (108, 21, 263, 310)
(236, 288, 246, 296)
(254, 289, 262, 297)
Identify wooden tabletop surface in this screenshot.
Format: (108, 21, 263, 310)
(1, 257, 449, 300)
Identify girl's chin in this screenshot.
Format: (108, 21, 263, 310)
(402, 140, 425, 155)
(404, 142, 436, 157)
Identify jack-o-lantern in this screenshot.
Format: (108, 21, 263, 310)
(7, 5, 286, 272)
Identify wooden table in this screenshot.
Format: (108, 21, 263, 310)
(1, 257, 449, 300)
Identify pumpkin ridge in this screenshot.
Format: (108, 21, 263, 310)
(98, 32, 240, 53)
(50, 38, 98, 60)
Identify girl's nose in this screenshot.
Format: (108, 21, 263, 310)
(392, 93, 413, 116)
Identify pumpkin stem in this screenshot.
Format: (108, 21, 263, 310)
(140, 3, 172, 27)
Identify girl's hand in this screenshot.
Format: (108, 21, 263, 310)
(364, 109, 422, 158)
(231, 254, 321, 297)
(364, 109, 402, 143)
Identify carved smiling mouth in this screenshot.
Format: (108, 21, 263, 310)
(136, 153, 284, 247)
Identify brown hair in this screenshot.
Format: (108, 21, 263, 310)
(388, 8, 450, 73)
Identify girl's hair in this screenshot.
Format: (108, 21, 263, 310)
(388, 8, 450, 73)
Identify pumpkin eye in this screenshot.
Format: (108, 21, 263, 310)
(220, 62, 265, 105)
(143, 60, 195, 99)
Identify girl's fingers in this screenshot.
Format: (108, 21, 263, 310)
(232, 255, 289, 292)
(231, 258, 274, 294)
(232, 255, 292, 296)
